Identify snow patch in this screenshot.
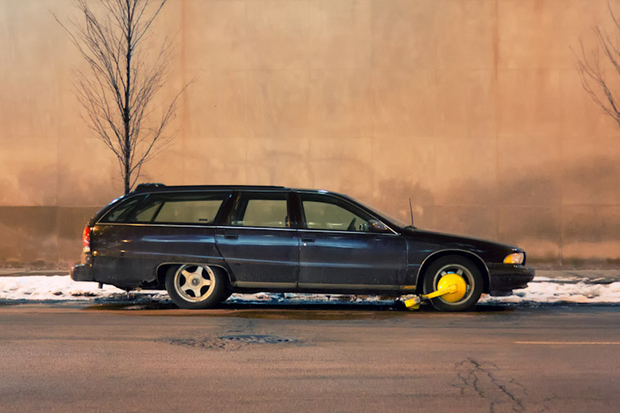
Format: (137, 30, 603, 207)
(1, 276, 620, 305)
(0, 276, 127, 301)
(481, 281, 620, 305)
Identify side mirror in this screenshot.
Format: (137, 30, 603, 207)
(366, 219, 391, 233)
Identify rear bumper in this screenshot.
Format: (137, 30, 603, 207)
(71, 264, 95, 282)
(488, 264, 535, 295)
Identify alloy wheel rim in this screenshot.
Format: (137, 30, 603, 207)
(174, 265, 215, 302)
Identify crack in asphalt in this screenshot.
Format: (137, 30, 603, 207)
(455, 358, 526, 413)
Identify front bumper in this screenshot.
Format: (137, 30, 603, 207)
(71, 264, 95, 282)
(487, 264, 535, 295)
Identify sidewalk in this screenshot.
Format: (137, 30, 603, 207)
(2, 268, 619, 283)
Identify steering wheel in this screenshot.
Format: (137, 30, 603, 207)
(347, 217, 357, 231)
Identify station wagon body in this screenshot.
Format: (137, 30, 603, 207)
(71, 184, 535, 311)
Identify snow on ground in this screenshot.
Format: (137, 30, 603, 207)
(480, 281, 620, 305)
(1, 275, 620, 306)
(0, 276, 160, 302)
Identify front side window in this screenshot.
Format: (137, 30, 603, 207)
(301, 195, 372, 232)
(230, 193, 289, 228)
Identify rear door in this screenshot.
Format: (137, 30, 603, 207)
(297, 192, 407, 291)
(215, 191, 299, 289)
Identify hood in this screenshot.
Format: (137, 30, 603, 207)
(403, 228, 522, 263)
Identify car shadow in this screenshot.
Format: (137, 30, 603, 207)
(83, 299, 515, 319)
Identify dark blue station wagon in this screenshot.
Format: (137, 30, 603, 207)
(71, 184, 535, 311)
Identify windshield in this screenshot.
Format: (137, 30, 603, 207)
(343, 195, 411, 229)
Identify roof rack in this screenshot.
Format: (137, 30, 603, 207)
(134, 183, 166, 192)
(133, 183, 289, 193)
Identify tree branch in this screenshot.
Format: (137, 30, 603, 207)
(56, 0, 189, 194)
(575, 3, 620, 128)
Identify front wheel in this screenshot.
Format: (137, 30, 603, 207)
(422, 255, 483, 312)
(165, 264, 227, 309)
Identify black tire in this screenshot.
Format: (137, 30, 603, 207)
(165, 264, 227, 309)
(221, 289, 234, 302)
(422, 255, 483, 312)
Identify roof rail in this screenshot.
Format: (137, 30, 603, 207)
(134, 183, 166, 192)
(132, 183, 295, 193)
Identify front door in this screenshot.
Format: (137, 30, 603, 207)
(297, 193, 407, 291)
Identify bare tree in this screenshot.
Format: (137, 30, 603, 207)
(575, 3, 620, 129)
(56, 0, 187, 194)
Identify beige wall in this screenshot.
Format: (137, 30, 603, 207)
(1, 0, 619, 269)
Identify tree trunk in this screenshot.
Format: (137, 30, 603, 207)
(124, 2, 133, 195)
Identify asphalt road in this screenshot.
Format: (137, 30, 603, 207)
(1, 303, 619, 413)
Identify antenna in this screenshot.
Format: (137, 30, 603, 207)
(408, 198, 414, 227)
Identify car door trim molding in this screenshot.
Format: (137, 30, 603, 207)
(234, 281, 297, 289)
(298, 283, 399, 291)
(298, 228, 399, 236)
(224, 257, 299, 266)
(216, 225, 298, 232)
(233, 281, 400, 291)
(96, 222, 217, 229)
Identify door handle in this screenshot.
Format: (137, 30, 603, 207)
(224, 233, 239, 240)
(301, 236, 315, 243)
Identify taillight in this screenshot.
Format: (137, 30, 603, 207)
(82, 226, 92, 253)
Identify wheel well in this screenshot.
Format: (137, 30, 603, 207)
(155, 263, 232, 290)
(415, 251, 490, 294)
(156, 264, 173, 289)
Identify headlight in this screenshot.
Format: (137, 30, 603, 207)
(503, 252, 524, 265)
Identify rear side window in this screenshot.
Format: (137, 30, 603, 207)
(229, 193, 290, 228)
(102, 192, 228, 224)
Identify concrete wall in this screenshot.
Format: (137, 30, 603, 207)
(1, 0, 619, 269)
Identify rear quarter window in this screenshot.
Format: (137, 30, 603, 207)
(100, 192, 229, 224)
(152, 198, 223, 224)
(99, 196, 144, 223)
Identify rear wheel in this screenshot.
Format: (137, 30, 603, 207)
(165, 264, 227, 309)
(422, 255, 483, 312)
(221, 289, 233, 302)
